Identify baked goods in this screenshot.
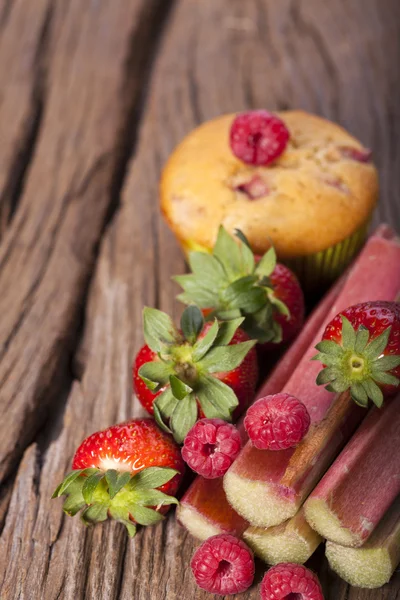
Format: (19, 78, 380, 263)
(160, 111, 378, 291)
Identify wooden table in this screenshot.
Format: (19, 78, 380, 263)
(0, 1, 399, 598)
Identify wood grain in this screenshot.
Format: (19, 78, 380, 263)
(0, 0, 172, 485)
(0, 0, 399, 598)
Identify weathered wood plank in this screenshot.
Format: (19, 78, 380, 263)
(1, 0, 400, 599)
(0, 0, 173, 485)
(0, 0, 51, 234)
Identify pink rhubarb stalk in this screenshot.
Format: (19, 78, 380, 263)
(326, 495, 400, 588)
(304, 393, 400, 547)
(223, 227, 400, 528)
(177, 269, 347, 539)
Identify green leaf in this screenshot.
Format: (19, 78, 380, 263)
(138, 360, 173, 391)
(154, 387, 178, 419)
(131, 467, 179, 491)
(109, 507, 137, 537)
(180, 305, 204, 343)
(134, 489, 179, 508)
(174, 274, 219, 308)
(52, 469, 96, 498)
(189, 251, 227, 286)
(267, 290, 290, 318)
(82, 472, 105, 504)
(221, 276, 266, 313)
(314, 340, 344, 357)
(153, 402, 173, 434)
(210, 309, 242, 321)
(170, 393, 198, 443)
(234, 229, 251, 249)
(373, 355, 400, 371)
(361, 379, 384, 408)
(143, 307, 179, 353)
(213, 226, 244, 279)
(372, 371, 400, 387)
(341, 316, 357, 350)
(237, 235, 255, 273)
(81, 504, 109, 525)
(316, 368, 335, 386)
(364, 327, 392, 359)
(312, 353, 339, 367)
(197, 340, 256, 373)
(169, 375, 193, 400)
(350, 383, 369, 407)
(63, 495, 86, 517)
(105, 470, 131, 500)
(128, 505, 165, 527)
(214, 317, 244, 346)
(192, 319, 219, 361)
(196, 375, 238, 420)
(354, 325, 370, 354)
(255, 247, 277, 278)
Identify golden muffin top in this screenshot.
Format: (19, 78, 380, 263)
(160, 111, 378, 258)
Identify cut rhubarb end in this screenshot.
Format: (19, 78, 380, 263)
(304, 394, 400, 548)
(177, 476, 248, 540)
(325, 496, 400, 589)
(244, 509, 322, 565)
(176, 504, 224, 540)
(223, 470, 297, 527)
(304, 498, 360, 547)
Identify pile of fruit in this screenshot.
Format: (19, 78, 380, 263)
(53, 111, 400, 598)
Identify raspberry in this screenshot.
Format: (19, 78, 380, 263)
(260, 563, 324, 600)
(244, 394, 310, 451)
(339, 146, 372, 163)
(182, 419, 242, 478)
(229, 110, 290, 166)
(191, 534, 254, 595)
(235, 175, 269, 199)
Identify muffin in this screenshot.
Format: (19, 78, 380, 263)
(160, 111, 378, 292)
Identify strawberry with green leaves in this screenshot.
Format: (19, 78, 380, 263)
(314, 301, 400, 407)
(53, 418, 184, 537)
(174, 226, 304, 346)
(133, 306, 258, 443)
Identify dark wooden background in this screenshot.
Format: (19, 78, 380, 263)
(0, 1, 399, 598)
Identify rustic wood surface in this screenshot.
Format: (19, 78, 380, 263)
(0, 0, 399, 598)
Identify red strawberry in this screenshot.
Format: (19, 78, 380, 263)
(53, 418, 185, 536)
(314, 301, 400, 407)
(133, 305, 258, 443)
(174, 226, 304, 346)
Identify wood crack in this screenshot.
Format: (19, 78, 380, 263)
(0, 0, 53, 236)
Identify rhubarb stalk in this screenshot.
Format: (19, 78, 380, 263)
(304, 394, 400, 547)
(223, 228, 400, 528)
(177, 272, 345, 539)
(325, 496, 400, 588)
(243, 508, 322, 565)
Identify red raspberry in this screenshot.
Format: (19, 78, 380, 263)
(235, 174, 269, 199)
(229, 110, 290, 166)
(182, 419, 242, 479)
(339, 146, 372, 163)
(191, 534, 254, 595)
(260, 563, 324, 600)
(244, 393, 310, 451)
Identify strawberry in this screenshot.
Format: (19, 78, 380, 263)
(52, 418, 185, 537)
(133, 305, 258, 443)
(174, 226, 304, 346)
(314, 301, 400, 407)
